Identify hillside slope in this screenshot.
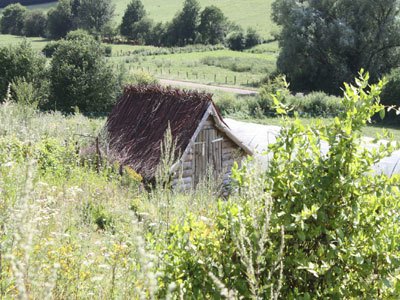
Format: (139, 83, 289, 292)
(1, 0, 276, 38)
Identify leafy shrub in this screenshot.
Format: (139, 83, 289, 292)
(158, 72, 400, 298)
(214, 94, 250, 117)
(252, 75, 290, 115)
(259, 72, 400, 298)
(104, 45, 112, 57)
(288, 91, 343, 116)
(245, 27, 262, 48)
(0, 41, 48, 103)
(226, 31, 245, 51)
(42, 41, 61, 58)
(49, 31, 122, 113)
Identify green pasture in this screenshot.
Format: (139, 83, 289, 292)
(109, 43, 278, 88)
(113, 0, 277, 38)
(0, 34, 49, 51)
(1, 0, 276, 38)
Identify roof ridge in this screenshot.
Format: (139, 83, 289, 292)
(124, 84, 213, 103)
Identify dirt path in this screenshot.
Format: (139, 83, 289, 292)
(159, 79, 259, 95)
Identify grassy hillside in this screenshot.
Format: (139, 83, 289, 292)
(114, 0, 277, 39)
(1, 0, 276, 39)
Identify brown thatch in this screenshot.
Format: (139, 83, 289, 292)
(106, 85, 224, 180)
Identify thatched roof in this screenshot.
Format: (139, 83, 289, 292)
(106, 85, 227, 180)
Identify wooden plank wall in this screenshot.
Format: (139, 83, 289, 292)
(172, 116, 246, 191)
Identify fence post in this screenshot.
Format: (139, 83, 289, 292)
(225, 76, 227, 84)
(186, 72, 189, 79)
(234, 76, 236, 85)
(214, 74, 216, 82)
(96, 137, 102, 174)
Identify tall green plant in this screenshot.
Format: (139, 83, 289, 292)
(254, 70, 400, 298)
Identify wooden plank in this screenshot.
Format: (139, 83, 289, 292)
(182, 161, 192, 170)
(222, 152, 232, 160)
(223, 159, 234, 167)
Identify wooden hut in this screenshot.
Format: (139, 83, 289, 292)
(106, 85, 253, 189)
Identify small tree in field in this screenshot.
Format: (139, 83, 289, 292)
(49, 31, 121, 113)
(198, 5, 227, 45)
(120, 0, 146, 37)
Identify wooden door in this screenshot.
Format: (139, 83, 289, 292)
(193, 128, 223, 184)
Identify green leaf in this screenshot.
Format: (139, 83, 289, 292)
(379, 109, 385, 120)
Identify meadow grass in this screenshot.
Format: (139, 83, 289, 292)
(0, 35, 49, 51)
(110, 44, 278, 88)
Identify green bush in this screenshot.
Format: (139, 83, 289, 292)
(158, 72, 400, 298)
(288, 91, 343, 116)
(0, 41, 48, 103)
(252, 75, 290, 115)
(214, 94, 250, 117)
(245, 27, 262, 49)
(226, 31, 245, 51)
(42, 41, 61, 58)
(48, 31, 122, 113)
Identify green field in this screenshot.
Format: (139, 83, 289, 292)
(0, 34, 49, 51)
(114, 0, 277, 38)
(109, 42, 278, 88)
(1, 0, 277, 38)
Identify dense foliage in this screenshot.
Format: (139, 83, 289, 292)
(120, 0, 146, 38)
(0, 3, 27, 35)
(48, 31, 121, 113)
(158, 73, 400, 298)
(0, 40, 47, 103)
(272, 0, 400, 94)
(1, 67, 400, 298)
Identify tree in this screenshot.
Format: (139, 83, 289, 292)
(272, 0, 400, 94)
(125, 18, 154, 43)
(198, 5, 227, 45)
(120, 0, 146, 37)
(77, 0, 114, 34)
(49, 31, 121, 113)
(0, 41, 47, 102)
(245, 27, 261, 48)
(47, 0, 75, 39)
(226, 30, 245, 51)
(169, 0, 201, 46)
(0, 3, 27, 35)
(23, 10, 47, 37)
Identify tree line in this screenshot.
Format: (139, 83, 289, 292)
(0, 0, 54, 8)
(0, 0, 263, 50)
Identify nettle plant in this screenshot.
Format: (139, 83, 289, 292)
(256, 71, 400, 298)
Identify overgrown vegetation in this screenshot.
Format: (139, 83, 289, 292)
(0, 33, 124, 114)
(1, 69, 400, 298)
